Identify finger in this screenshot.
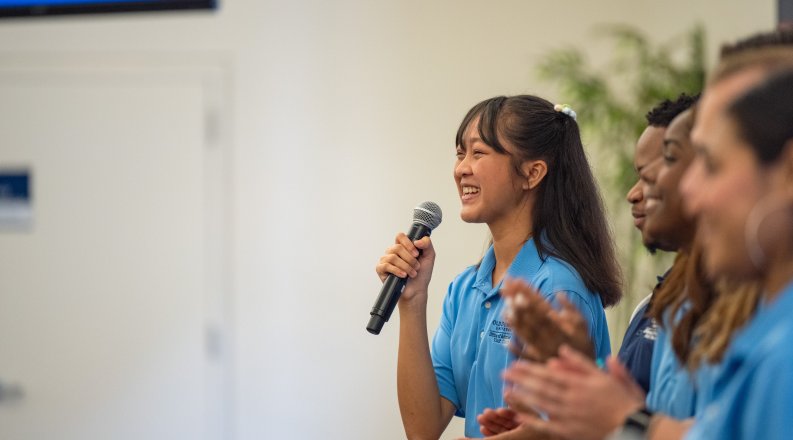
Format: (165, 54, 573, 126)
(504, 385, 565, 422)
(477, 410, 504, 436)
(387, 240, 421, 270)
(513, 411, 545, 428)
(544, 308, 570, 338)
(557, 294, 582, 320)
(501, 277, 526, 299)
(487, 417, 515, 433)
(414, 237, 436, 263)
(558, 294, 588, 332)
(413, 235, 433, 250)
(380, 252, 418, 278)
(557, 344, 599, 374)
(606, 356, 631, 381)
(555, 293, 578, 323)
(551, 294, 577, 329)
(476, 408, 494, 426)
(480, 423, 506, 435)
(546, 356, 588, 376)
(494, 408, 519, 429)
(505, 378, 566, 416)
(503, 389, 540, 417)
(503, 363, 568, 412)
(508, 293, 552, 328)
(374, 262, 389, 282)
(521, 416, 569, 439)
(478, 408, 514, 433)
(394, 233, 419, 257)
(521, 345, 543, 362)
(375, 261, 411, 279)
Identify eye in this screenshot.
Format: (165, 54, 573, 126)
(663, 154, 677, 164)
(455, 147, 465, 159)
(472, 149, 485, 157)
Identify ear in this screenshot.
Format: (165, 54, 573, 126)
(521, 160, 548, 190)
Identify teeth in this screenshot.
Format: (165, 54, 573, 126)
(462, 186, 479, 195)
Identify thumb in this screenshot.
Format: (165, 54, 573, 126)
(414, 235, 432, 249)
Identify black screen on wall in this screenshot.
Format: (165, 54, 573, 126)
(0, 0, 216, 18)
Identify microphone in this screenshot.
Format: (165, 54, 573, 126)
(367, 201, 443, 335)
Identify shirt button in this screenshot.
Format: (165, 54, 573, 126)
(480, 331, 484, 339)
(484, 301, 491, 309)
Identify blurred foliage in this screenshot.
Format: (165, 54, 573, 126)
(538, 23, 705, 195)
(536, 24, 706, 341)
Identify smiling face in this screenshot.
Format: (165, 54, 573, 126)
(454, 118, 528, 226)
(626, 125, 665, 248)
(644, 110, 697, 251)
(681, 69, 770, 280)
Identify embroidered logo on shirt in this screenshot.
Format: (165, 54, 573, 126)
(489, 319, 513, 345)
(642, 320, 659, 341)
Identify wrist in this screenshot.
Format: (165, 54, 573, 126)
(398, 292, 428, 312)
(615, 407, 654, 439)
(610, 399, 646, 434)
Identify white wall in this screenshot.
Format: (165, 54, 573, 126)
(0, 1, 775, 439)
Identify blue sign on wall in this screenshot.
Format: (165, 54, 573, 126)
(0, 168, 32, 230)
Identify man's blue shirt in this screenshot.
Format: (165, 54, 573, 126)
(430, 238, 611, 437)
(617, 275, 662, 394)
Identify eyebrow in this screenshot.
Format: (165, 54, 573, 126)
(663, 139, 687, 153)
(458, 135, 484, 149)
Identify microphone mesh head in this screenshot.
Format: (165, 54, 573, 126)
(413, 201, 443, 230)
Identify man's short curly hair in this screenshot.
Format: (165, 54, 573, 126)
(645, 93, 700, 127)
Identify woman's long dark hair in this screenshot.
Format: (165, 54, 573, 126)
(648, 245, 716, 368)
(456, 95, 623, 307)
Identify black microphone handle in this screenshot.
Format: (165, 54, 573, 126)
(366, 222, 433, 335)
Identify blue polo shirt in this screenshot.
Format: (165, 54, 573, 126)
(430, 238, 611, 438)
(686, 281, 793, 440)
(693, 362, 720, 416)
(645, 325, 697, 419)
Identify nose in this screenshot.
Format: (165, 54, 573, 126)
(626, 180, 642, 204)
(455, 153, 472, 179)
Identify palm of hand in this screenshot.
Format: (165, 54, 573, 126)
(501, 278, 595, 362)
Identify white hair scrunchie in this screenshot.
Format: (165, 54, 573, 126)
(554, 103, 577, 121)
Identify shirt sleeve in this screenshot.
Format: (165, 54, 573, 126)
(430, 281, 461, 415)
(646, 315, 696, 419)
(545, 289, 611, 359)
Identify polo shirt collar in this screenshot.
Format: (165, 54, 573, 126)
(472, 237, 544, 298)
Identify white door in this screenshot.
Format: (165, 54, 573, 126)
(0, 61, 229, 440)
